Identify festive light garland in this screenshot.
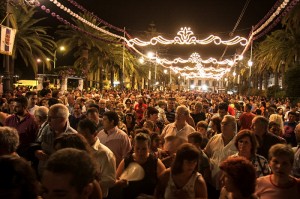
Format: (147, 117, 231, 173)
(158, 52, 237, 66)
(127, 27, 248, 47)
(45, 0, 249, 79)
(37, 0, 297, 79)
(66, 0, 132, 39)
(240, 0, 290, 56)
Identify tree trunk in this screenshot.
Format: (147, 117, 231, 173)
(259, 74, 263, 90)
(131, 73, 135, 89)
(119, 66, 124, 90)
(110, 66, 114, 89)
(274, 71, 279, 87)
(281, 63, 286, 89)
(99, 64, 104, 91)
(263, 71, 269, 90)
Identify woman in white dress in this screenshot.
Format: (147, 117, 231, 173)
(154, 143, 207, 199)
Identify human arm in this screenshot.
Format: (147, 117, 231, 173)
(194, 174, 208, 199)
(115, 159, 128, 187)
(157, 158, 166, 178)
(96, 151, 116, 195)
(154, 169, 170, 199)
(35, 150, 49, 161)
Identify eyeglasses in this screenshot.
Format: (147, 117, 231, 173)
(221, 122, 231, 126)
(47, 116, 63, 121)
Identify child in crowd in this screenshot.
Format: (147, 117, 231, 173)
(188, 132, 211, 183)
(196, 121, 209, 149)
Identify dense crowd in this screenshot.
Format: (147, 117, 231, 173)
(0, 83, 300, 199)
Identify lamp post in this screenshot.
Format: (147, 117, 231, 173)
(53, 46, 65, 69)
(2, 0, 12, 94)
(37, 58, 45, 74)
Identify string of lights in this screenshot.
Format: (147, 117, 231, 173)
(39, 0, 295, 79)
(127, 27, 248, 47)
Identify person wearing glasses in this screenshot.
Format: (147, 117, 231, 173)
(35, 104, 77, 176)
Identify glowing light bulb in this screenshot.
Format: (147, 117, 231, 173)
(248, 60, 253, 67)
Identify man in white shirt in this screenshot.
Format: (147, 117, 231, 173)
(161, 105, 195, 154)
(78, 118, 116, 198)
(97, 111, 131, 167)
(204, 115, 238, 194)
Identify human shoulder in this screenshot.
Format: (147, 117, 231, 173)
(158, 168, 171, 181)
(256, 175, 270, 184)
(266, 132, 286, 144)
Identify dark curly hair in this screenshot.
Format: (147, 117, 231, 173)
(220, 156, 256, 198)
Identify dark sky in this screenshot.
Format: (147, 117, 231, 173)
(73, 0, 277, 58)
(1, 0, 279, 79)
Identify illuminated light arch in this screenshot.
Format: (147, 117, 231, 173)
(127, 27, 248, 47)
(45, 0, 292, 79)
(158, 52, 238, 65)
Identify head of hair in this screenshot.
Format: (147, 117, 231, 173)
(34, 106, 49, 122)
(39, 89, 51, 98)
(44, 148, 97, 193)
(157, 100, 167, 108)
(245, 103, 252, 111)
(269, 144, 294, 165)
(253, 116, 269, 130)
(196, 121, 208, 130)
(235, 130, 258, 155)
(223, 115, 237, 134)
(194, 102, 203, 110)
(14, 96, 28, 108)
(218, 102, 228, 111)
(150, 132, 160, 142)
(134, 133, 151, 147)
(103, 111, 119, 126)
(8, 98, 16, 104)
(134, 127, 151, 135)
(49, 104, 69, 119)
(143, 120, 155, 131)
(176, 105, 190, 116)
(25, 91, 37, 99)
(123, 112, 136, 124)
(48, 98, 60, 107)
(86, 107, 99, 116)
(87, 103, 100, 112)
(125, 98, 132, 104)
(146, 107, 159, 118)
(77, 119, 98, 136)
(42, 81, 50, 88)
(0, 155, 38, 199)
(54, 133, 92, 154)
(0, 127, 19, 155)
(211, 116, 222, 133)
(171, 143, 200, 175)
(52, 90, 60, 99)
(288, 111, 297, 117)
(188, 132, 203, 145)
(220, 156, 256, 197)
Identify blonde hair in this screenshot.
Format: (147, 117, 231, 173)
(269, 114, 284, 133)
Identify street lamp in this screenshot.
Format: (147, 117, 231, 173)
(36, 58, 45, 74)
(53, 46, 65, 69)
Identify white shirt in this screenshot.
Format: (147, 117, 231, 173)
(204, 134, 237, 189)
(161, 122, 195, 154)
(92, 138, 116, 197)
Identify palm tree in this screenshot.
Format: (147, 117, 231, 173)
(254, 3, 300, 89)
(8, 2, 56, 75)
(56, 12, 142, 90)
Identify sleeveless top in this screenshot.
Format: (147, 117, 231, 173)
(122, 153, 158, 199)
(164, 172, 201, 199)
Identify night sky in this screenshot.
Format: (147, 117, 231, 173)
(1, 0, 279, 79)
(72, 0, 277, 58)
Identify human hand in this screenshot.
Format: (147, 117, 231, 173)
(35, 150, 49, 161)
(117, 179, 129, 188)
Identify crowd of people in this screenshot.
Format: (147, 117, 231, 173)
(0, 84, 300, 199)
